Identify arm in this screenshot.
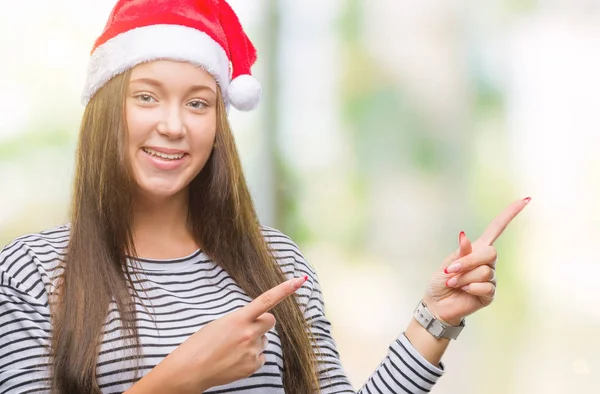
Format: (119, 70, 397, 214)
(122, 363, 209, 394)
(262, 226, 445, 394)
(124, 276, 309, 394)
(0, 268, 53, 393)
(404, 198, 531, 367)
(403, 319, 451, 366)
(0, 239, 208, 394)
(303, 271, 444, 394)
(120, 323, 448, 394)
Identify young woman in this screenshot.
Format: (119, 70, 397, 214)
(0, 0, 530, 393)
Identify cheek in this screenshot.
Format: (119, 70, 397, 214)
(189, 118, 217, 158)
(125, 105, 155, 146)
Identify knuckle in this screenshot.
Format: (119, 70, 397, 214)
(257, 353, 267, 368)
(260, 293, 275, 310)
(240, 329, 255, 343)
(489, 247, 498, 262)
(263, 313, 276, 328)
(480, 265, 492, 277)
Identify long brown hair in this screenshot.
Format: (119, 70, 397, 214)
(50, 70, 320, 393)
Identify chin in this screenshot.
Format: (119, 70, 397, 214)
(136, 178, 190, 200)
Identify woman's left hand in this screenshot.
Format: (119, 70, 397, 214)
(422, 198, 531, 326)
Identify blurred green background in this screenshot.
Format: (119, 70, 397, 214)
(1, 1, 599, 393)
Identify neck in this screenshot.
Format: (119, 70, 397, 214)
(131, 189, 199, 259)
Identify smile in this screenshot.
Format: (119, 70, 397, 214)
(142, 147, 186, 160)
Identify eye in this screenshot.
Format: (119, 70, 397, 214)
(187, 100, 209, 110)
(134, 93, 156, 103)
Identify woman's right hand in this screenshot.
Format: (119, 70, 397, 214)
(144, 276, 309, 393)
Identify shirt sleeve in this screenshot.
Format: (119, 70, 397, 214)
(304, 272, 445, 394)
(0, 243, 52, 394)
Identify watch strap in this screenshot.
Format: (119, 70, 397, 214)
(414, 300, 465, 340)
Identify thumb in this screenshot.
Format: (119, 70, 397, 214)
(457, 231, 472, 258)
(441, 231, 472, 270)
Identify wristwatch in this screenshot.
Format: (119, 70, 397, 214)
(413, 300, 465, 340)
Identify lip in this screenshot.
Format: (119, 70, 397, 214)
(141, 148, 188, 171)
(144, 146, 188, 154)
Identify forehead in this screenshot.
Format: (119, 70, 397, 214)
(129, 60, 218, 91)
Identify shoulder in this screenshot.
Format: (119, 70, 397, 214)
(260, 226, 326, 313)
(260, 225, 317, 280)
(0, 224, 70, 295)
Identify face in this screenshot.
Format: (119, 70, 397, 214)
(125, 60, 218, 199)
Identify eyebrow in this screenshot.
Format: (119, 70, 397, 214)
(129, 78, 216, 95)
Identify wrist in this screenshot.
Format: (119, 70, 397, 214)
(124, 355, 206, 394)
(421, 296, 463, 326)
(414, 299, 465, 340)
(405, 317, 450, 365)
(161, 356, 211, 394)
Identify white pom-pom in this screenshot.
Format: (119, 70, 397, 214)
(227, 74, 262, 111)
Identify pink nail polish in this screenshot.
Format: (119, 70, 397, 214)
(459, 231, 465, 242)
(291, 276, 308, 289)
(523, 197, 531, 203)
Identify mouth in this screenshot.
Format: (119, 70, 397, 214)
(142, 147, 187, 161)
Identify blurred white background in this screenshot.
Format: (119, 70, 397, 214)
(1, 1, 598, 392)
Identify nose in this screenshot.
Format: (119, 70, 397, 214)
(157, 104, 186, 138)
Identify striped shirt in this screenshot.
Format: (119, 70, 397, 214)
(0, 224, 444, 393)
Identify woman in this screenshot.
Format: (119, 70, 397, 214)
(0, 0, 530, 393)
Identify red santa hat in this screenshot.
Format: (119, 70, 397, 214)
(81, 0, 262, 111)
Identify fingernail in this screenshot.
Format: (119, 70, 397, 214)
(291, 276, 308, 289)
(446, 277, 458, 287)
(459, 231, 465, 242)
(444, 263, 462, 274)
(523, 197, 531, 203)
(461, 285, 469, 291)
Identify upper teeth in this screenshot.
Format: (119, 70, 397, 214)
(143, 148, 184, 160)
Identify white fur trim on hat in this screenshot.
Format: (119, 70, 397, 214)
(81, 24, 230, 105)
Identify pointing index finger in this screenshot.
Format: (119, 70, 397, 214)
(241, 276, 308, 321)
(476, 197, 531, 246)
